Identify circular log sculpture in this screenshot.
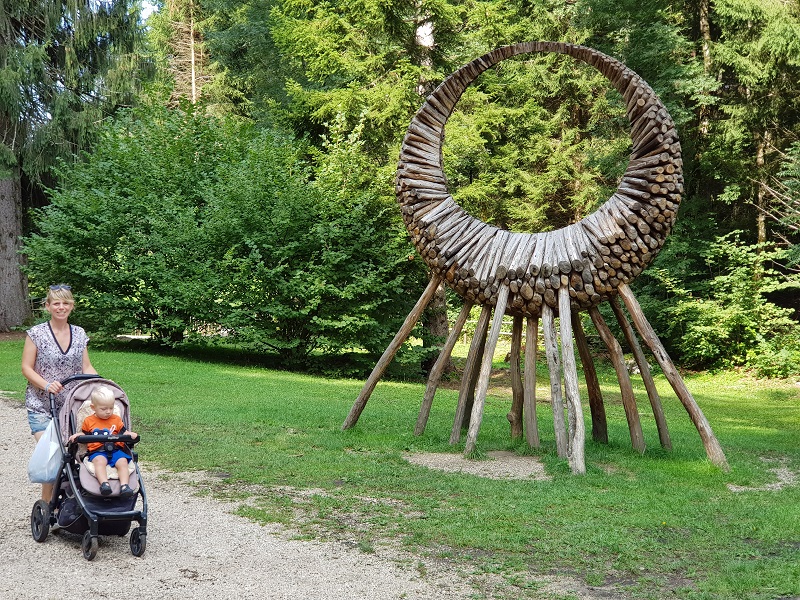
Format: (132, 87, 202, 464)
(342, 42, 728, 474)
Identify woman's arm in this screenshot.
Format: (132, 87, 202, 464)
(82, 348, 98, 375)
(21, 335, 55, 393)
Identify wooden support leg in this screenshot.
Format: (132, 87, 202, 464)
(542, 303, 568, 458)
(507, 315, 524, 439)
(617, 284, 728, 470)
(572, 312, 608, 443)
(451, 304, 491, 444)
(609, 296, 672, 450)
(415, 301, 474, 436)
(343, 274, 442, 430)
(464, 285, 510, 456)
(589, 306, 646, 454)
(558, 289, 586, 474)
(523, 317, 540, 448)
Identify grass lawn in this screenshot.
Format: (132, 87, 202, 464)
(1, 336, 798, 599)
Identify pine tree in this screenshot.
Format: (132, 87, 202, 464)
(0, 0, 144, 330)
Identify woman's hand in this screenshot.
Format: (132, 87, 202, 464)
(45, 380, 64, 395)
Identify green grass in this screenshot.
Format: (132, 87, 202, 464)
(2, 338, 798, 599)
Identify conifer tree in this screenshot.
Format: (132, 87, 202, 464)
(0, 0, 143, 330)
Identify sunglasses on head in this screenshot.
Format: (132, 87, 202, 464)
(49, 284, 72, 291)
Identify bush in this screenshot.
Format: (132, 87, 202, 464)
(647, 232, 800, 375)
(23, 104, 426, 367)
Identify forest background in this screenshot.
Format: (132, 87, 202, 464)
(1, 0, 799, 379)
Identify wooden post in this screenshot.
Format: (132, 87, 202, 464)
(451, 304, 491, 444)
(464, 285, 510, 455)
(523, 316, 540, 448)
(558, 288, 586, 474)
(415, 301, 474, 435)
(542, 303, 568, 458)
(588, 306, 646, 453)
(617, 284, 728, 470)
(609, 296, 671, 449)
(571, 311, 608, 443)
(507, 314, 524, 439)
(343, 274, 442, 430)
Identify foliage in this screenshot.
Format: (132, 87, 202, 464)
(443, 51, 630, 232)
(645, 232, 800, 376)
(22, 103, 423, 366)
(762, 141, 800, 266)
(0, 0, 146, 179)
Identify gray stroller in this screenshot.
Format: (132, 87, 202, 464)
(30, 374, 148, 560)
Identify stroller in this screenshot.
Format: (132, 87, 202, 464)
(30, 374, 148, 560)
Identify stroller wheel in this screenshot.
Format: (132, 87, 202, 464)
(81, 531, 99, 561)
(130, 527, 146, 557)
(31, 500, 50, 543)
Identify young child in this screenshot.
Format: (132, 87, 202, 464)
(70, 385, 138, 497)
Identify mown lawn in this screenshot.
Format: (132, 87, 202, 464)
(1, 337, 798, 599)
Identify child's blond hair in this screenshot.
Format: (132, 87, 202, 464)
(90, 385, 115, 407)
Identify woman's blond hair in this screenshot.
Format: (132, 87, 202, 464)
(45, 285, 75, 306)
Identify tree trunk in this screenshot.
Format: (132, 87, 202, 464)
(422, 279, 452, 374)
(698, 0, 712, 136)
(0, 174, 30, 331)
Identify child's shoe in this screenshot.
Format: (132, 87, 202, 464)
(100, 482, 112, 496)
(119, 484, 135, 497)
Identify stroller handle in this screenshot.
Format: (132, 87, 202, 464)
(49, 373, 103, 413)
(61, 373, 102, 385)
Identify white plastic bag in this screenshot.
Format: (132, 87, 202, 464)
(27, 418, 63, 483)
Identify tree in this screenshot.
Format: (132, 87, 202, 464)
(146, 0, 213, 105)
(761, 141, 800, 267)
(24, 103, 425, 368)
(700, 0, 800, 241)
(0, 0, 144, 330)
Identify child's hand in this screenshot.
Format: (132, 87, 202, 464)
(68, 433, 80, 443)
(128, 431, 139, 440)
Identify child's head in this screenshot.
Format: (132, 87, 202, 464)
(90, 386, 116, 419)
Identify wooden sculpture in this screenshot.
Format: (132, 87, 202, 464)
(342, 41, 728, 474)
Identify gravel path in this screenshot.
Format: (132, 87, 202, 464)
(0, 396, 498, 600)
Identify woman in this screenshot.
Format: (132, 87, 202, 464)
(22, 284, 97, 500)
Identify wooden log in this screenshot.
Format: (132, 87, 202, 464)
(571, 311, 607, 443)
(617, 284, 728, 469)
(415, 301, 474, 435)
(524, 316, 540, 448)
(558, 288, 586, 474)
(464, 285, 511, 455)
(507, 315, 525, 439)
(609, 296, 672, 449)
(343, 274, 443, 429)
(542, 303, 568, 458)
(588, 306, 646, 453)
(450, 303, 491, 444)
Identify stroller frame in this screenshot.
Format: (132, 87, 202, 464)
(30, 374, 149, 560)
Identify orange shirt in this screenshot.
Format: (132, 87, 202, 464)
(81, 413, 127, 453)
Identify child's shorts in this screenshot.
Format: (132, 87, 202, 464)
(88, 448, 130, 467)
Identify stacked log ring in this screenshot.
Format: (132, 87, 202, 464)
(396, 41, 682, 316)
(345, 42, 727, 474)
